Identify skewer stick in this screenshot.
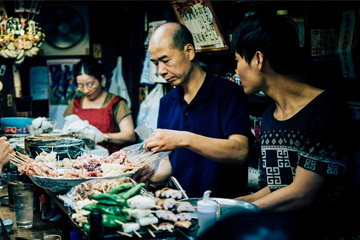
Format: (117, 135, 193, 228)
(8, 153, 26, 162)
(17, 151, 30, 160)
(166, 226, 173, 233)
(116, 231, 133, 238)
(9, 158, 19, 163)
(42, 163, 55, 170)
(148, 228, 156, 238)
(9, 156, 23, 164)
(150, 223, 158, 231)
(133, 229, 142, 238)
(10, 160, 20, 168)
(135, 157, 159, 170)
(136, 153, 156, 164)
(114, 219, 125, 225)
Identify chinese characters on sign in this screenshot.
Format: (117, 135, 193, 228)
(182, 3, 224, 49)
(172, 1, 228, 52)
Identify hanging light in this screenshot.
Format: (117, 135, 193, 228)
(0, 0, 45, 65)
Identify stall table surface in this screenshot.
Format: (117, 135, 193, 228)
(0, 185, 74, 240)
(1, 184, 199, 240)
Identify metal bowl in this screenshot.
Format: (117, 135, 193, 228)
(28, 138, 85, 160)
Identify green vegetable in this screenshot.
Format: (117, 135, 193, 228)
(90, 194, 122, 205)
(118, 183, 146, 200)
(107, 182, 134, 194)
(101, 213, 127, 228)
(82, 203, 123, 215)
(83, 223, 90, 233)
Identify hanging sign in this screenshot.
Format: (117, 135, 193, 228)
(171, 0, 228, 52)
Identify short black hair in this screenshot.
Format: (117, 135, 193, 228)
(231, 13, 301, 75)
(73, 57, 104, 82)
(171, 22, 195, 51)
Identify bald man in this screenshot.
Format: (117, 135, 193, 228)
(136, 22, 253, 198)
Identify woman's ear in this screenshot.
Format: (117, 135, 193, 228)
(101, 75, 106, 88)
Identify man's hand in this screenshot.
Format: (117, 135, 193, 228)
(144, 129, 184, 152)
(132, 165, 155, 187)
(0, 137, 14, 172)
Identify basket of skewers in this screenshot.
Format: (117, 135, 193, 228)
(9, 143, 170, 193)
(59, 178, 198, 238)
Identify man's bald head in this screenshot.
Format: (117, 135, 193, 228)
(150, 22, 195, 51)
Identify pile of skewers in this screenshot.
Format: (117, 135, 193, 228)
(63, 179, 196, 238)
(8, 147, 161, 179)
(9, 151, 59, 177)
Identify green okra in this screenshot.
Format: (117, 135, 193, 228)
(107, 182, 134, 194)
(118, 183, 146, 200)
(82, 203, 123, 215)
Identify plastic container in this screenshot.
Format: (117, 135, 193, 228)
(197, 190, 217, 235)
(0, 117, 35, 134)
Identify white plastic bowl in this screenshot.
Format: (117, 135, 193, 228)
(29, 172, 133, 194)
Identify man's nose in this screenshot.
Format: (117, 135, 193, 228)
(157, 62, 167, 77)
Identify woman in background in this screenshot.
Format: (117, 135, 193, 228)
(63, 57, 136, 154)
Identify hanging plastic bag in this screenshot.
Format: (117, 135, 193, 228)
(136, 83, 164, 131)
(109, 56, 132, 109)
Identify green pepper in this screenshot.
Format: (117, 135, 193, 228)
(107, 182, 134, 194)
(82, 202, 98, 211)
(101, 213, 127, 228)
(90, 193, 127, 206)
(118, 183, 146, 200)
(108, 194, 127, 205)
(83, 223, 90, 233)
(82, 203, 123, 215)
(90, 194, 121, 205)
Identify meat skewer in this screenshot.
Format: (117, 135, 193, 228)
(158, 222, 174, 232)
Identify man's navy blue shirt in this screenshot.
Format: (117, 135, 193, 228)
(157, 73, 252, 198)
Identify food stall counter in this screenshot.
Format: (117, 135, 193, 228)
(0, 184, 73, 240)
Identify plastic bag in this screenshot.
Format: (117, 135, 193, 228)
(136, 83, 164, 131)
(62, 114, 104, 143)
(109, 56, 132, 109)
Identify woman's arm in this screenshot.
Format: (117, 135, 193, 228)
(235, 186, 271, 202)
(104, 114, 136, 145)
(252, 166, 324, 212)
